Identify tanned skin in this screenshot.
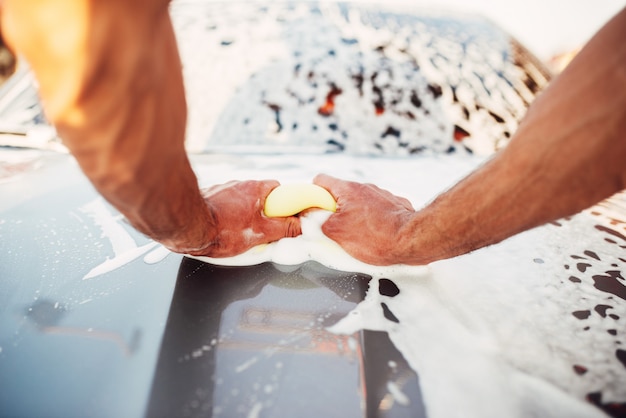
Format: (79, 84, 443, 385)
(1, 0, 300, 256)
(2, 2, 624, 264)
(315, 7, 626, 266)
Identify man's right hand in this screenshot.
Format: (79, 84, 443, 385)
(313, 174, 418, 266)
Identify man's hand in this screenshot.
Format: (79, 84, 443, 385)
(313, 174, 416, 265)
(315, 8, 626, 267)
(190, 180, 301, 258)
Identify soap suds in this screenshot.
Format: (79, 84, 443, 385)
(195, 185, 626, 417)
(83, 242, 158, 280)
(193, 210, 429, 280)
(79, 197, 172, 279)
(173, 2, 549, 156)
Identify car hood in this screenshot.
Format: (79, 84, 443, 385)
(1, 2, 625, 418)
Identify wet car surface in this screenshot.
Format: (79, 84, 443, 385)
(1, 2, 625, 417)
(148, 259, 425, 417)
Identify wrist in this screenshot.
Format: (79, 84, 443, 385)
(391, 211, 431, 265)
(394, 206, 461, 265)
(159, 195, 219, 255)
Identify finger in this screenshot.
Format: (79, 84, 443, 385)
(258, 179, 281, 193)
(254, 180, 285, 215)
(313, 174, 353, 201)
(399, 197, 415, 211)
(261, 216, 302, 242)
(313, 173, 339, 191)
(259, 180, 281, 202)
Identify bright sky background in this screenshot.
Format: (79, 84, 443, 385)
(331, 0, 626, 60)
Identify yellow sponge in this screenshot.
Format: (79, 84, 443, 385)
(264, 184, 336, 217)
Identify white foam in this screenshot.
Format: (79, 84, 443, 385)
(174, 2, 539, 156)
(193, 210, 430, 279)
(80, 198, 136, 254)
(80, 198, 163, 279)
(83, 242, 158, 280)
(189, 153, 625, 416)
(330, 273, 606, 417)
(143, 245, 172, 264)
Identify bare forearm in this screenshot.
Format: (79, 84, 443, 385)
(399, 7, 626, 265)
(2, 0, 216, 252)
(69, 4, 217, 252)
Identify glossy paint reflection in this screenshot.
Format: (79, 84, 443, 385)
(146, 259, 425, 418)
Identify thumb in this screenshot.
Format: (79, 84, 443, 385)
(313, 173, 339, 194)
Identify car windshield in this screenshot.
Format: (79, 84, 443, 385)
(0, 1, 550, 158)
